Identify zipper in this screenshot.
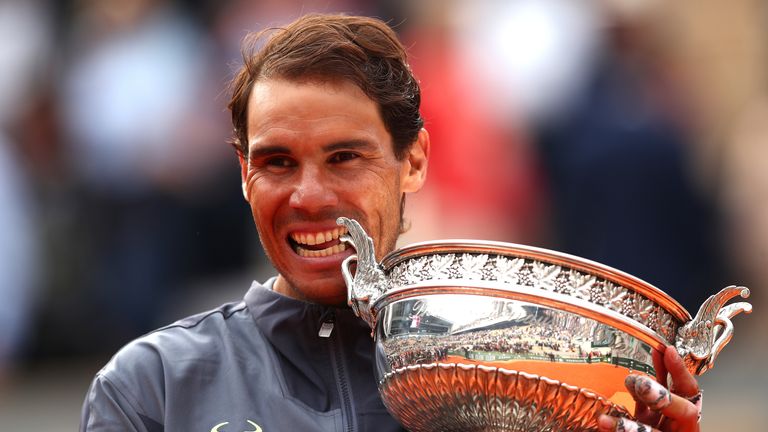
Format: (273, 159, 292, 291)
(319, 309, 335, 338)
(323, 310, 356, 432)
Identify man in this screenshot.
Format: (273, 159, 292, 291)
(81, 14, 702, 432)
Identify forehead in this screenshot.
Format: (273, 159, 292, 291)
(246, 78, 390, 149)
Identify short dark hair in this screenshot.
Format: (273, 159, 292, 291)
(227, 14, 423, 159)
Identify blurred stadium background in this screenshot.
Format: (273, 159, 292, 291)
(0, 0, 765, 429)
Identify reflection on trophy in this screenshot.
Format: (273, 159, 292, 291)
(337, 217, 752, 432)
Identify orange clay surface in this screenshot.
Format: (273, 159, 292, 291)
(443, 355, 646, 411)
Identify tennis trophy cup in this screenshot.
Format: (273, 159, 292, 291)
(336, 217, 751, 432)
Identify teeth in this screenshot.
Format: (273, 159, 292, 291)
(291, 227, 348, 246)
(296, 242, 347, 257)
(290, 226, 350, 258)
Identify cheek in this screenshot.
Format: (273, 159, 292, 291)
(244, 171, 262, 198)
(245, 171, 285, 204)
(355, 175, 400, 211)
(244, 181, 278, 226)
(365, 177, 403, 228)
(244, 185, 263, 217)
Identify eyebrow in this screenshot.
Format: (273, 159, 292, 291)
(248, 145, 291, 160)
(322, 139, 377, 153)
(249, 140, 377, 159)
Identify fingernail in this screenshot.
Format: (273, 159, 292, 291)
(632, 375, 672, 411)
(624, 374, 641, 401)
(624, 374, 638, 389)
(611, 417, 650, 432)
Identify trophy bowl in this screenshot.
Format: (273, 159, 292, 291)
(336, 217, 752, 432)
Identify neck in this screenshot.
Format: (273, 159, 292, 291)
(273, 275, 348, 306)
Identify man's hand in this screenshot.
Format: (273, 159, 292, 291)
(597, 346, 702, 432)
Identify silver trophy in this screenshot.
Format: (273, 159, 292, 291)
(337, 217, 751, 432)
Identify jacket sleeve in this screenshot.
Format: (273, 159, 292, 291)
(80, 330, 169, 431)
(80, 372, 161, 431)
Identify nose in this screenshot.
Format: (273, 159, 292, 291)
(289, 165, 339, 213)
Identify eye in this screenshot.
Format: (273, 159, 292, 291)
(266, 156, 296, 167)
(328, 151, 360, 164)
(254, 155, 296, 173)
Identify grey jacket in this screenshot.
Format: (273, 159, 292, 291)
(81, 279, 405, 431)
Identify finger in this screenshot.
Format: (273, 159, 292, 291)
(651, 348, 667, 384)
(628, 374, 700, 426)
(598, 415, 658, 432)
(664, 346, 699, 397)
(624, 375, 657, 424)
(634, 407, 659, 428)
(626, 374, 672, 411)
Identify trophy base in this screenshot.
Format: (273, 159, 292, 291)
(379, 362, 630, 432)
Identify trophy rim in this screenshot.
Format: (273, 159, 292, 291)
(382, 239, 691, 323)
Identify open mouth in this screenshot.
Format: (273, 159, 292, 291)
(289, 226, 349, 258)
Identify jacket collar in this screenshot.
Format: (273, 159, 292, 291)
(243, 278, 372, 356)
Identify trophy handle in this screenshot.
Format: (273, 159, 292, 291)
(337, 217, 389, 329)
(675, 286, 752, 375)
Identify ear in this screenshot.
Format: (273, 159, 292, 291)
(237, 151, 249, 201)
(401, 128, 430, 193)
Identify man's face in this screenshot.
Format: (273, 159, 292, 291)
(240, 78, 429, 305)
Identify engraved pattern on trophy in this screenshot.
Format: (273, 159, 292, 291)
(388, 252, 679, 343)
(379, 363, 629, 431)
